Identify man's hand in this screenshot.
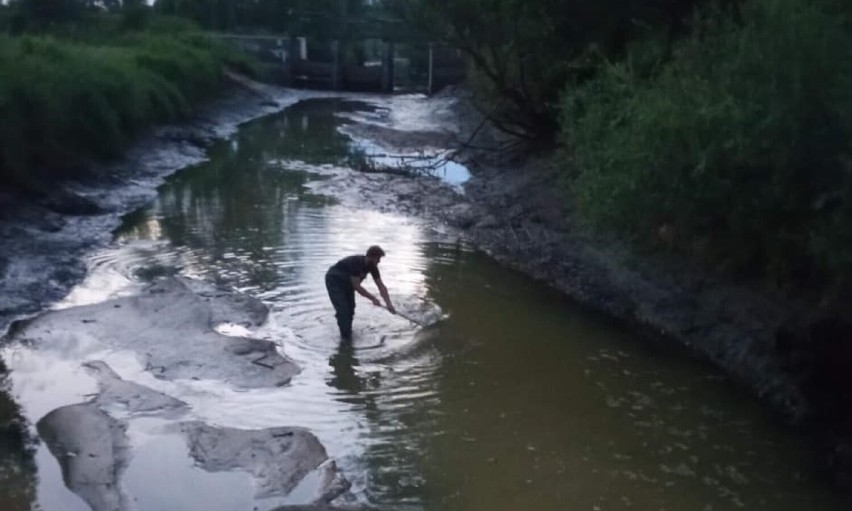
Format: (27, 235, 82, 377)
(375, 279, 395, 315)
(371, 297, 382, 307)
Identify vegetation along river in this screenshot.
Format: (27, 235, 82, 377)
(1, 98, 850, 511)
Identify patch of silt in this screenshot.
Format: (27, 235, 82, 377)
(36, 362, 351, 511)
(6, 276, 299, 388)
(16, 278, 354, 509)
(83, 360, 190, 417)
(37, 403, 131, 511)
(180, 422, 350, 501)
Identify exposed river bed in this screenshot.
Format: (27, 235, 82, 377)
(1, 97, 850, 510)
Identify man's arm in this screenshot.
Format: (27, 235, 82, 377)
(351, 276, 381, 306)
(375, 278, 395, 313)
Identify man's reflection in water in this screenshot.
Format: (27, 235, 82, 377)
(328, 340, 382, 412)
(329, 340, 361, 394)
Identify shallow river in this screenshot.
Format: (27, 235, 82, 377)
(2, 98, 850, 510)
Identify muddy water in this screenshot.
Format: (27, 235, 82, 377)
(2, 98, 850, 510)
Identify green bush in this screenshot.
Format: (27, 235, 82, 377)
(562, 0, 852, 290)
(0, 32, 246, 188)
(0, 6, 11, 31)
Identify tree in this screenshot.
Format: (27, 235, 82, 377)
(385, 0, 719, 145)
(153, 0, 367, 34)
(9, 0, 89, 26)
(121, 0, 149, 30)
(100, 0, 121, 11)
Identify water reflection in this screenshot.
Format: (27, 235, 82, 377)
(329, 341, 364, 395)
(413, 246, 851, 511)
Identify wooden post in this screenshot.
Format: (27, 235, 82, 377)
(331, 39, 342, 90)
(381, 40, 395, 93)
(285, 35, 299, 87)
(427, 43, 435, 95)
(299, 37, 307, 59)
(288, 36, 300, 65)
(335, 0, 346, 91)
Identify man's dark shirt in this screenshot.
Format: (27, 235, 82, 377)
(327, 255, 380, 284)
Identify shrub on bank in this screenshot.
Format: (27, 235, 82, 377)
(562, 0, 852, 293)
(0, 32, 254, 188)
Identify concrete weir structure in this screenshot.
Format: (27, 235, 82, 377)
(210, 18, 464, 93)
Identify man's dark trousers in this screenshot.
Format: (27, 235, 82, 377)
(325, 271, 355, 338)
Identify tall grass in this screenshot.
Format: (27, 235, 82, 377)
(0, 31, 255, 188)
(562, 0, 852, 294)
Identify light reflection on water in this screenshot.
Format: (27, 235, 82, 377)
(1, 98, 851, 511)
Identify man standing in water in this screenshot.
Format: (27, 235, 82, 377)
(325, 245, 395, 339)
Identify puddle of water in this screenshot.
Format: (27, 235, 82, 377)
(334, 95, 471, 187)
(348, 136, 470, 187)
(1, 98, 850, 511)
(341, 93, 465, 134)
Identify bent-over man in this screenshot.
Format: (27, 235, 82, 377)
(325, 245, 395, 339)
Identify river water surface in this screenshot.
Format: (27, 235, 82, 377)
(1, 98, 850, 511)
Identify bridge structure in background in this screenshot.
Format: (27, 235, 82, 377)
(209, 12, 465, 94)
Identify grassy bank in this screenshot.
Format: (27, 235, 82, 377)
(559, 0, 852, 301)
(0, 22, 255, 189)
